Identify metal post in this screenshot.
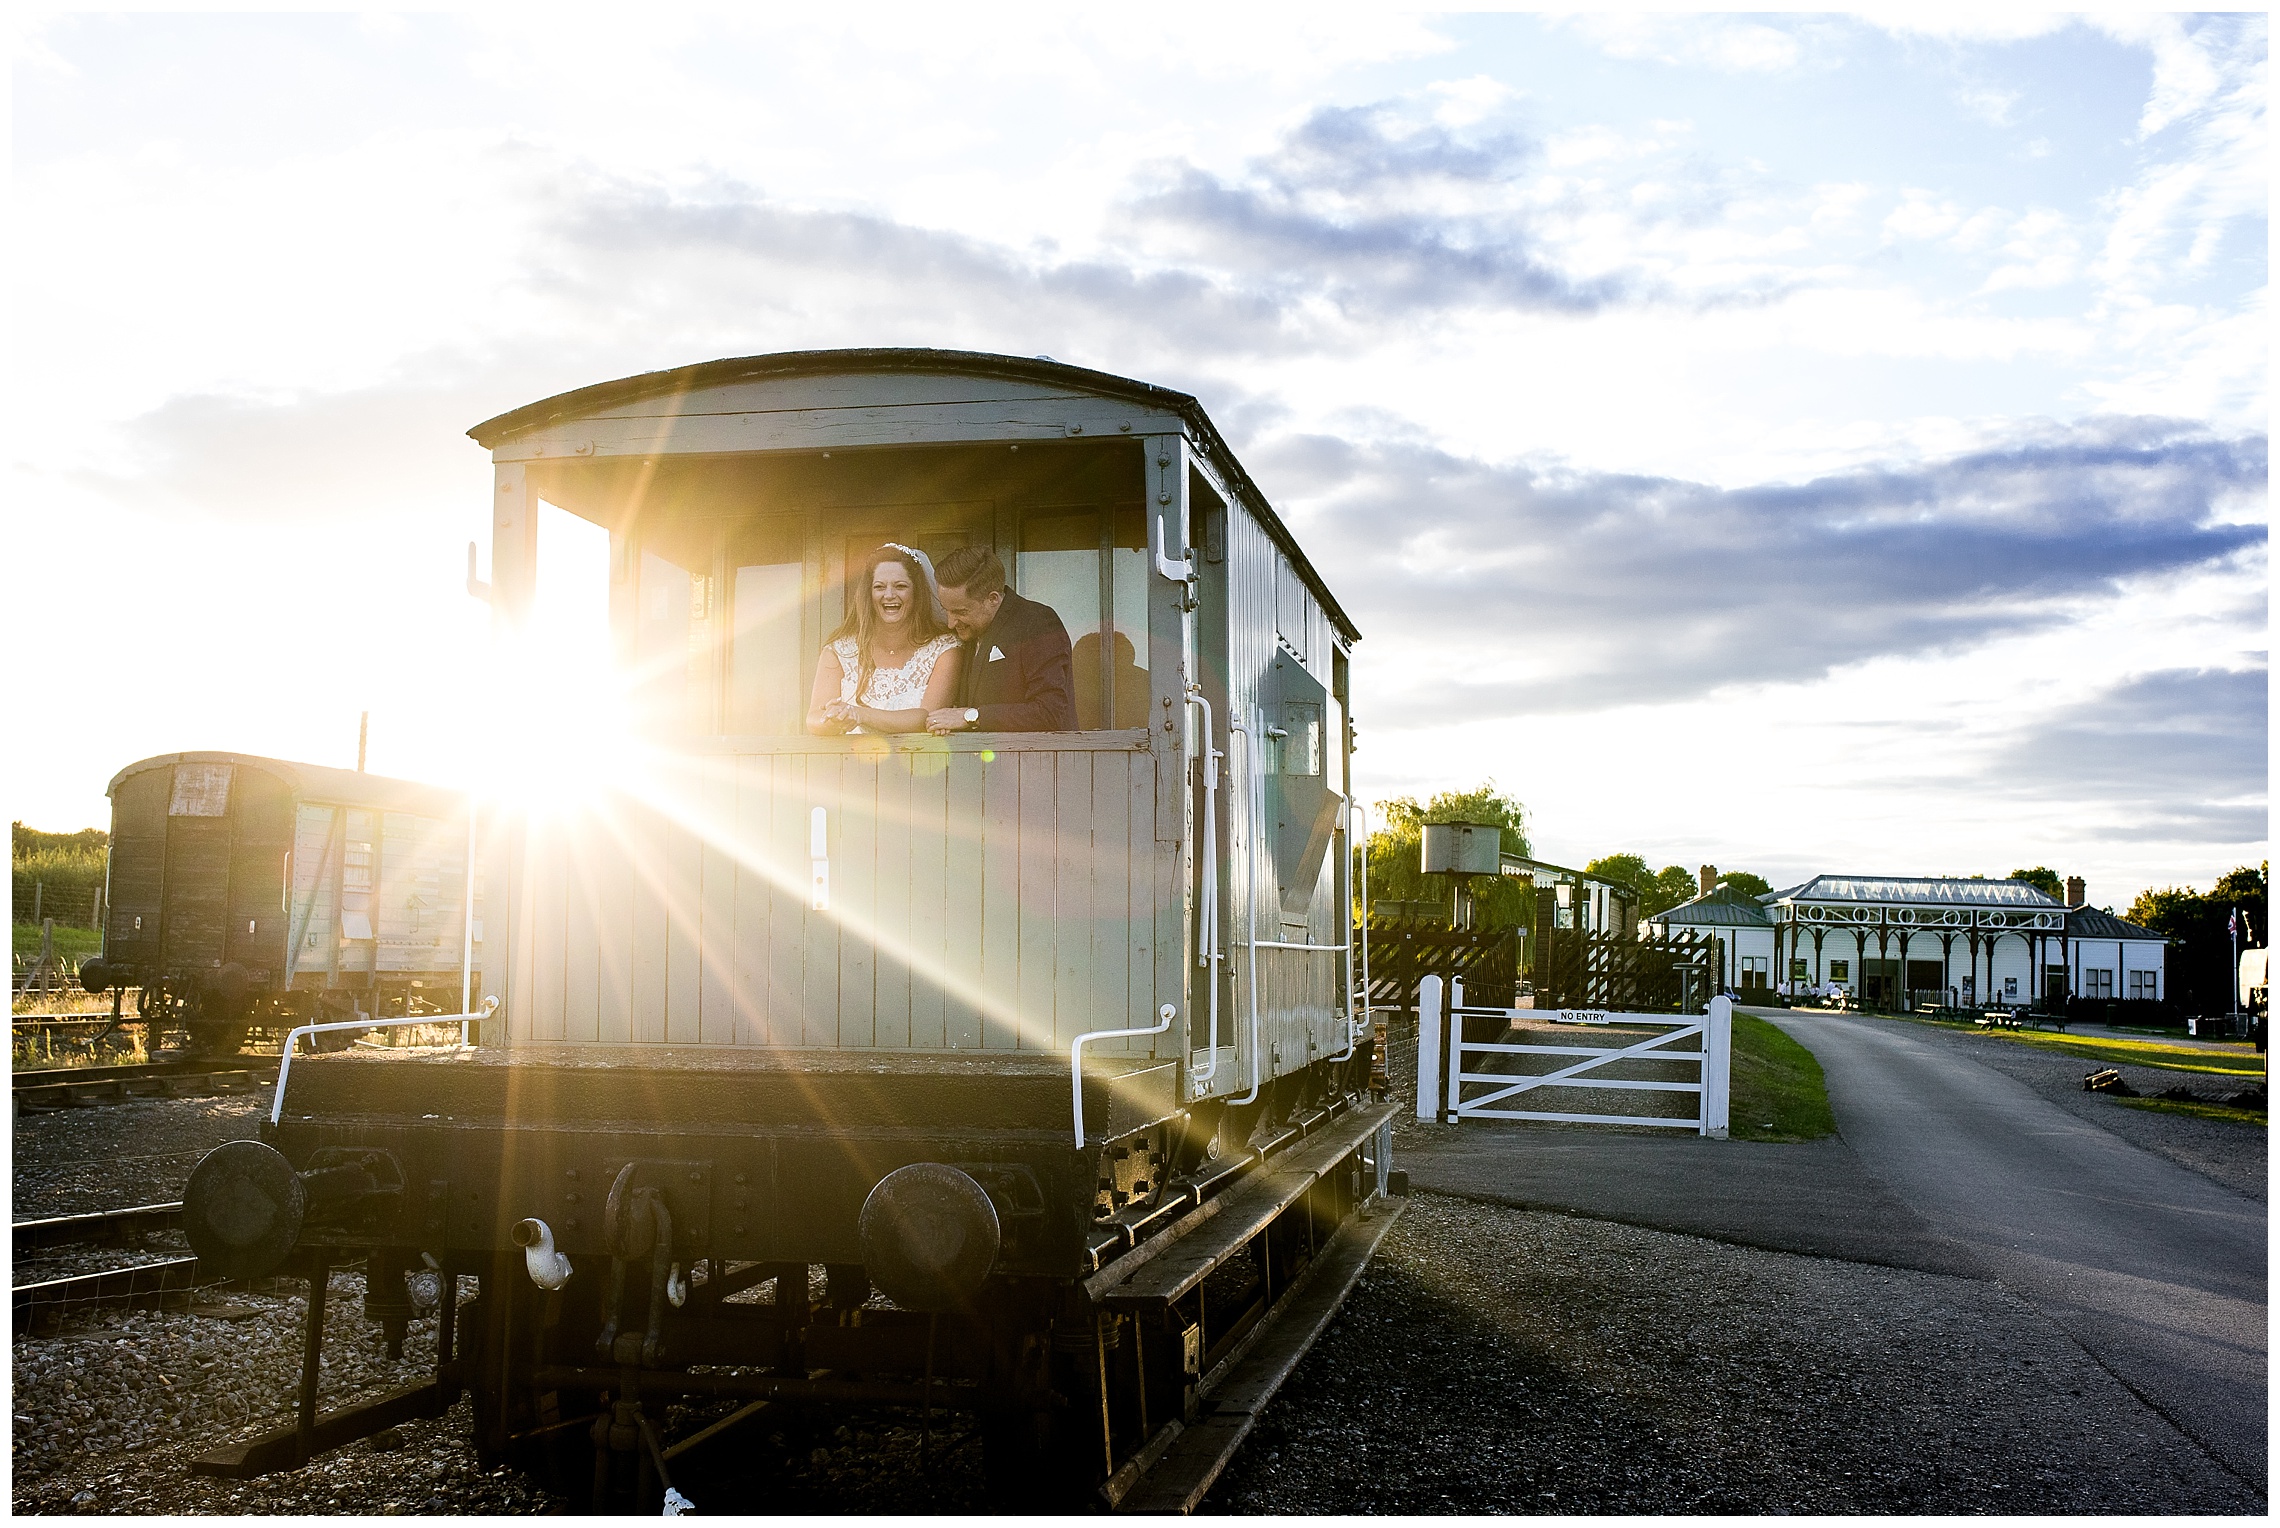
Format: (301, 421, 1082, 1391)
(1701, 996, 1732, 1139)
(1415, 974, 1443, 1123)
(1446, 977, 1466, 1122)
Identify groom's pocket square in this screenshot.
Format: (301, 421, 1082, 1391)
(988, 646, 1005, 661)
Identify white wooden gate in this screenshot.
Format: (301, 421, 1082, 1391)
(1413, 974, 1730, 1138)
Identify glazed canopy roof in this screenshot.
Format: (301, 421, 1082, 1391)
(1772, 875, 2064, 908)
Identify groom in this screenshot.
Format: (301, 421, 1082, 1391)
(926, 545, 1078, 733)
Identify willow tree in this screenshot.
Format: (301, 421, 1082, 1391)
(1360, 784, 1532, 928)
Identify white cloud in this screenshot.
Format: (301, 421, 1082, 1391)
(5, 12, 2263, 896)
(1560, 15, 1805, 74)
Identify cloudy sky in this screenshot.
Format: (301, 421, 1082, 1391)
(9, 10, 2267, 907)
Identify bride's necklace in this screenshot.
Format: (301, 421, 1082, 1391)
(872, 632, 916, 666)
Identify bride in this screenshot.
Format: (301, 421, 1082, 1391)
(805, 543, 964, 735)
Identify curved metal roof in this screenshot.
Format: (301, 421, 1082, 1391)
(107, 752, 465, 817)
(1774, 875, 2063, 908)
(1644, 887, 1770, 928)
(465, 347, 1360, 642)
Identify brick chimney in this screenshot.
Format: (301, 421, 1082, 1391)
(2065, 876, 2085, 909)
(1699, 864, 1718, 898)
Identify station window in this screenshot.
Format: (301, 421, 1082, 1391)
(1829, 960, 1850, 982)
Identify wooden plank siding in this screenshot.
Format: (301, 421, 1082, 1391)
(503, 744, 1173, 1056)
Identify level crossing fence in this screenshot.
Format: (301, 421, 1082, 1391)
(1364, 920, 1519, 1016)
(1413, 974, 1731, 1137)
(1530, 924, 1722, 1014)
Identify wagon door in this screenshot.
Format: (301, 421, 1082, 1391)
(159, 762, 236, 979)
(105, 766, 170, 974)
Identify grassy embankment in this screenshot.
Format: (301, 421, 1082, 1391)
(1728, 1012, 1835, 1143)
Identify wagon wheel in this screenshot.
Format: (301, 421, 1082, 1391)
(185, 991, 250, 1056)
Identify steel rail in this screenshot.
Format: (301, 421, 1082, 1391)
(11, 1256, 220, 1329)
(12, 1201, 184, 1253)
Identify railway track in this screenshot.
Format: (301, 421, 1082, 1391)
(11, 1200, 221, 1330)
(12, 1058, 278, 1112)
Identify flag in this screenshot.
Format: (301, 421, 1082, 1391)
(2229, 910, 2239, 940)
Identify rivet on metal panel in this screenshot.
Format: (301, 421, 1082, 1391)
(1120, 423, 1132, 432)
(733, 1173, 747, 1185)
(688, 1170, 703, 1183)
(1067, 424, 1084, 435)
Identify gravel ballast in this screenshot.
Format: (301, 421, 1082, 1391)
(14, 1088, 2262, 1513)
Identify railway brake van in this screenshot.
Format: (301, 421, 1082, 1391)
(182, 350, 1398, 1510)
(87, 752, 480, 1054)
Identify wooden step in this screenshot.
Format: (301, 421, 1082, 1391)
(1098, 1101, 1395, 1310)
(1116, 1195, 1407, 1513)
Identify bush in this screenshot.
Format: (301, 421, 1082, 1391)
(12, 823, 108, 929)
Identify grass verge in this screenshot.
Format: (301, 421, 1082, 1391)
(1729, 1012, 1835, 1142)
(2115, 1095, 2268, 1127)
(1900, 1015, 2266, 1080)
(14, 920, 102, 960)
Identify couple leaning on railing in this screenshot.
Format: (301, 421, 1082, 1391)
(805, 544, 1077, 738)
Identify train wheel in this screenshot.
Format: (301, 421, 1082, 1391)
(185, 992, 249, 1056)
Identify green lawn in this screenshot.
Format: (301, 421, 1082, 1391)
(2117, 1095, 2267, 1127)
(1729, 1012, 1835, 1142)
(13, 921, 102, 963)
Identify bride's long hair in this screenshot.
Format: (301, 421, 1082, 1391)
(828, 544, 947, 694)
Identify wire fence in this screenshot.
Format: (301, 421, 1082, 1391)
(12, 876, 104, 930)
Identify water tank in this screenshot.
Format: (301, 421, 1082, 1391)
(1421, 821, 1502, 878)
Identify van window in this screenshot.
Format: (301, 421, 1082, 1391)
(1018, 506, 1147, 729)
(729, 562, 803, 733)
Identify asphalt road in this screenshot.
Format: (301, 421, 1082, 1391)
(1769, 1010, 2267, 1491)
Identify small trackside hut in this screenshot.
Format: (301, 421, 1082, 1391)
(179, 350, 1400, 1511)
(84, 752, 482, 1055)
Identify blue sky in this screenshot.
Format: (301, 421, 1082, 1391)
(7, 10, 2266, 906)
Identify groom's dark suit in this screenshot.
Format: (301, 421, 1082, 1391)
(957, 591, 1078, 731)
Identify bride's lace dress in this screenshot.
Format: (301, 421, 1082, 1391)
(831, 633, 960, 730)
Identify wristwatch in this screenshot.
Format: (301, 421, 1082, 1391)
(962, 708, 980, 728)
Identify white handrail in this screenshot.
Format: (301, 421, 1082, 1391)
(1188, 686, 1225, 1087)
(1151, 513, 1194, 583)
(460, 798, 477, 1042)
(1071, 1004, 1177, 1149)
(1231, 711, 1264, 1105)
(270, 996, 497, 1125)
(1328, 800, 1370, 1064)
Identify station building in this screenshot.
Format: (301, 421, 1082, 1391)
(1641, 873, 2167, 1009)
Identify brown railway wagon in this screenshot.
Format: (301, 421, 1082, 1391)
(179, 350, 1394, 1511)
(86, 753, 481, 1054)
